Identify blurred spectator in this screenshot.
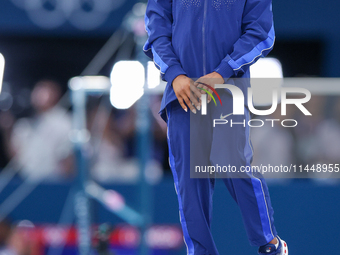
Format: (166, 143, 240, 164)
(88, 95, 165, 183)
(7, 220, 39, 255)
(116, 96, 169, 169)
(309, 98, 340, 182)
(314, 98, 340, 163)
(9, 80, 73, 182)
(294, 95, 326, 166)
(150, 95, 170, 172)
(251, 105, 295, 180)
(0, 219, 13, 255)
(0, 112, 15, 169)
(88, 104, 139, 183)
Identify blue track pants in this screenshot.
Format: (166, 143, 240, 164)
(165, 89, 277, 255)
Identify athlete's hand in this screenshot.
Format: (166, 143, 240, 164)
(195, 72, 224, 103)
(172, 75, 202, 113)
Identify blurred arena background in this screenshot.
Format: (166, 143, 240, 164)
(0, 0, 339, 255)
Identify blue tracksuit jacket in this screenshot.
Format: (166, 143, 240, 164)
(144, 1, 277, 254)
(144, 0, 275, 120)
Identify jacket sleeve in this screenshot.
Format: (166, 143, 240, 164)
(214, 0, 275, 78)
(144, 0, 186, 85)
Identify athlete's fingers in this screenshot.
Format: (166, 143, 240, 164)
(177, 96, 188, 112)
(194, 79, 205, 93)
(190, 83, 202, 108)
(195, 80, 205, 94)
(207, 88, 212, 103)
(190, 91, 200, 110)
(195, 81, 211, 91)
(191, 83, 203, 99)
(196, 81, 213, 103)
(183, 88, 197, 114)
(187, 79, 201, 110)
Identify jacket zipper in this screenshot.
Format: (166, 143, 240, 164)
(202, 0, 207, 75)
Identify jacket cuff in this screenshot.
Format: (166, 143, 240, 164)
(164, 65, 187, 86)
(214, 59, 235, 79)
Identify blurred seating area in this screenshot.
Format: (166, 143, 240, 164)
(0, 79, 168, 184)
(0, 81, 339, 183)
(0, 0, 337, 185)
(251, 95, 340, 182)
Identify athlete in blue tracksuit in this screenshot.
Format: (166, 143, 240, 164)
(144, 0, 288, 254)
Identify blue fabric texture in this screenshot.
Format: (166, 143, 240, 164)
(144, 0, 275, 120)
(165, 90, 277, 254)
(145, 0, 277, 253)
